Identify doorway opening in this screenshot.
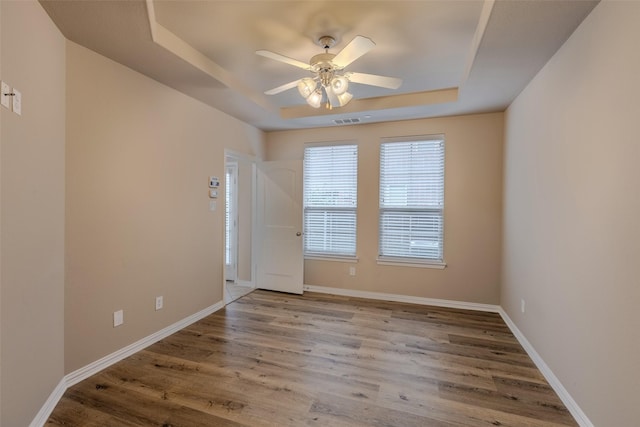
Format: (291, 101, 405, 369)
(225, 161, 238, 282)
(224, 151, 256, 303)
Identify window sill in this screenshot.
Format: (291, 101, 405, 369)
(376, 257, 446, 269)
(305, 255, 359, 263)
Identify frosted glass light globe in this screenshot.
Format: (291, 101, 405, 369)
(297, 78, 317, 99)
(331, 76, 349, 95)
(306, 90, 322, 108)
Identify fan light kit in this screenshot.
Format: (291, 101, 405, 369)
(257, 35, 402, 109)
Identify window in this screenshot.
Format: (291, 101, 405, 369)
(303, 144, 358, 258)
(379, 136, 445, 265)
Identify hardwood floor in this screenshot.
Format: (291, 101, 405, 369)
(47, 291, 577, 426)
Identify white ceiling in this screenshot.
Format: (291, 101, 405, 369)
(40, 0, 598, 131)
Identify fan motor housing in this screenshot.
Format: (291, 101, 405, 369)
(310, 53, 337, 72)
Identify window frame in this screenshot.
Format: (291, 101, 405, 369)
(303, 142, 359, 261)
(377, 135, 446, 269)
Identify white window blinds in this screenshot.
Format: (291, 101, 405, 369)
(379, 137, 445, 262)
(303, 144, 358, 257)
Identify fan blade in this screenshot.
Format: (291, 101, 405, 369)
(265, 79, 301, 95)
(256, 50, 310, 70)
(332, 36, 376, 68)
(347, 72, 402, 89)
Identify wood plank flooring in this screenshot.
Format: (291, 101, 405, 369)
(47, 290, 577, 426)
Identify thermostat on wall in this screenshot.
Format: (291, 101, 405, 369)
(208, 176, 220, 188)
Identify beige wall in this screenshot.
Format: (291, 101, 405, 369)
(1, 2, 66, 426)
(65, 41, 264, 372)
(502, 2, 640, 425)
(267, 113, 503, 304)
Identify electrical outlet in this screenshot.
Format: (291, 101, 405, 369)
(155, 296, 163, 311)
(521, 299, 526, 313)
(113, 309, 124, 327)
(349, 266, 356, 276)
(1, 81, 11, 110)
(12, 88, 21, 116)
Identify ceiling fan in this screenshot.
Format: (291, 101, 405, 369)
(256, 35, 402, 109)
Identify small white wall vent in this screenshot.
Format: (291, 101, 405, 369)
(333, 118, 361, 125)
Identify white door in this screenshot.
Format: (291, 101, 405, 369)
(256, 160, 303, 294)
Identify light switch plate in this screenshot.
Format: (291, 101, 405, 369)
(113, 309, 124, 327)
(1, 81, 11, 110)
(12, 88, 21, 116)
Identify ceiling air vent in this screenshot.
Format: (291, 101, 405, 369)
(333, 118, 361, 125)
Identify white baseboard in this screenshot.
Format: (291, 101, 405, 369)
(29, 378, 67, 427)
(498, 308, 593, 427)
(31, 299, 225, 427)
(303, 284, 500, 313)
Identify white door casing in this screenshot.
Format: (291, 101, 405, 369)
(256, 160, 303, 294)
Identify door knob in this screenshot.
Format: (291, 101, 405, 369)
(296, 232, 302, 236)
